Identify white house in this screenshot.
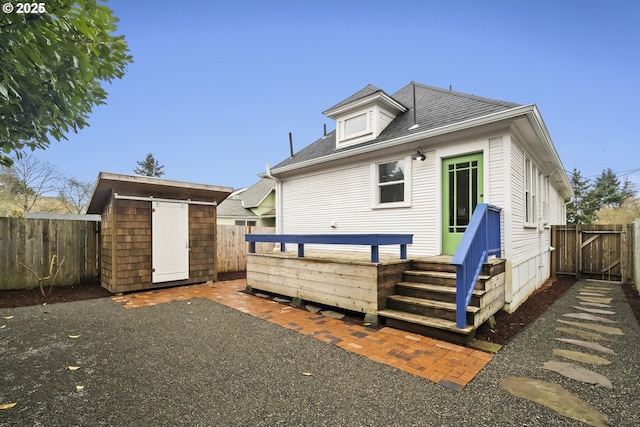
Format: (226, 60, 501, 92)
(265, 82, 572, 312)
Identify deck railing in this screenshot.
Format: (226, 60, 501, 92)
(245, 234, 413, 263)
(451, 204, 502, 328)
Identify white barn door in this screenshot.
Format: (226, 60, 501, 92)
(152, 201, 189, 283)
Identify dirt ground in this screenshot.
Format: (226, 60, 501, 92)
(2, 274, 639, 346)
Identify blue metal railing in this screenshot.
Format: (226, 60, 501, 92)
(450, 204, 502, 328)
(245, 234, 413, 263)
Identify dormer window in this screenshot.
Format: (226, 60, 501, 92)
(342, 112, 371, 141)
(324, 85, 407, 150)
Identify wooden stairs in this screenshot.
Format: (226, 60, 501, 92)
(378, 257, 506, 345)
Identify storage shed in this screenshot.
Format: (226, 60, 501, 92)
(86, 172, 233, 293)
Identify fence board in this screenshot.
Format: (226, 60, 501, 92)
(216, 225, 275, 273)
(552, 224, 634, 283)
(0, 218, 99, 290)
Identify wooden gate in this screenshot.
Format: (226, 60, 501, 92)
(552, 224, 634, 283)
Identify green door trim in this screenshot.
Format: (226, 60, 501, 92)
(441, 153, 484, 255)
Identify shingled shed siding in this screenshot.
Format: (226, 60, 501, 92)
(113, 199, 152, 289)
(100, 198, 114, 289)
(188, 204, 217, 281)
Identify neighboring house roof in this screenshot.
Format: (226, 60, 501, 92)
(217, 178, 276, 219)
(239, 178, 276, 208)
(270, 81, 572, 198)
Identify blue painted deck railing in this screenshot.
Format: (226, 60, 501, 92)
(245, 234, 413, 263)
(451, 204, 502, 329)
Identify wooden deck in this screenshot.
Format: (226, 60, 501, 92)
(246, 250, 453, 316)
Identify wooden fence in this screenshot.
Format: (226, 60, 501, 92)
(0, 217, 100, 290)
(551, 224, 634, 283)
(216, 225, 275, 273)
(0, 219, 272, 290)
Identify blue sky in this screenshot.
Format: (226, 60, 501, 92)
(37, 0, 640, 191)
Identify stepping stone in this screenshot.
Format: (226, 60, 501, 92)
(555, 327, 610, 341)
(542, 361, 613, 388)
(581, 287, 612, 292)
(555, 338, 617, 355)
(274, 297, 291, 303)
(557, 319, 624, 335)
(579, 292, 607, 297)
(501, 377, 608, 427)
(553, 349, 611, 365)
(572, 306, 615, 315)
(321, 310, 345, 319)
(580, 301, 611, 308)
(576, 296, 613, 304)
(562, 313, 617, 324)
(305, 305, 321, 314)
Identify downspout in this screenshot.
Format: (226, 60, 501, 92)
(265, 162, 283, 233)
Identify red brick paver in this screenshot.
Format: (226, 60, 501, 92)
(111, 279, 492, 390)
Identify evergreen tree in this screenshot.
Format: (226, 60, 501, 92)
(567, 168, 593, 224)
(567, 167, 638, 224)
(134, 153, 165, 177)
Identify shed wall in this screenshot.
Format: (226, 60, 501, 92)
(100, 196, 217, 293)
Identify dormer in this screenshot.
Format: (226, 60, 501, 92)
(323, 85, 407, 149)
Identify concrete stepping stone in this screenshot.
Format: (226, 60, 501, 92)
(501, 377, 608, 427)
(581, 287, 612, 292)
(579, 301, 611, 308)
(576, 296, 613, 304)
(321, 310, 345, 319)
(579, 292, 607, 297)
(555, 327, 610, 341)
(542, 361, 613, 388)
(557, 319, 624, 335)
(555, 338, 617, 355)
(553, 349, 612, 365)
(562, 313, 617, 324)
(572, 306, 615, 315)
(305, 305, 321, 314)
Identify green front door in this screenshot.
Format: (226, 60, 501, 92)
(442, 153, 484, 255)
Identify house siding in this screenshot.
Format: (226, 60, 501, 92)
(281, 151, 439, 256)
(277, 127, 568, 315)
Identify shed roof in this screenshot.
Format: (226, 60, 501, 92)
(86, 172, 233, 214)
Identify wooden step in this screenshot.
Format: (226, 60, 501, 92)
(387, 295, 478, 324)
(396, 281, 485, 305)
(410, 260, 457, 274)
(377, 309, 475, 344)
(402, 270, 490, 289)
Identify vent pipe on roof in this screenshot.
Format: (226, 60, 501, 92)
(289, 132, 294, 158)
(323, 123, 327, 139)
(409, 83, 419, 130)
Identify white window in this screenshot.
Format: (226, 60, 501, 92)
(373, 157, 411, 208)
(339, 111, 372, 143)
(524, 156, 537, 225)
(344, 113, 367, 137)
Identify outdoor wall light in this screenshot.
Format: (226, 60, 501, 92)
(412, 148, 426, 161)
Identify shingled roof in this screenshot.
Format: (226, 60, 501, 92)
(272, 82, 521, 170)
(217, 178, 275, 219)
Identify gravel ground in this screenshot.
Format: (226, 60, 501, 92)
(1, 280, 638, 426)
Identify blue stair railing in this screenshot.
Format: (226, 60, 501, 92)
(450, 204, 502, 329)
